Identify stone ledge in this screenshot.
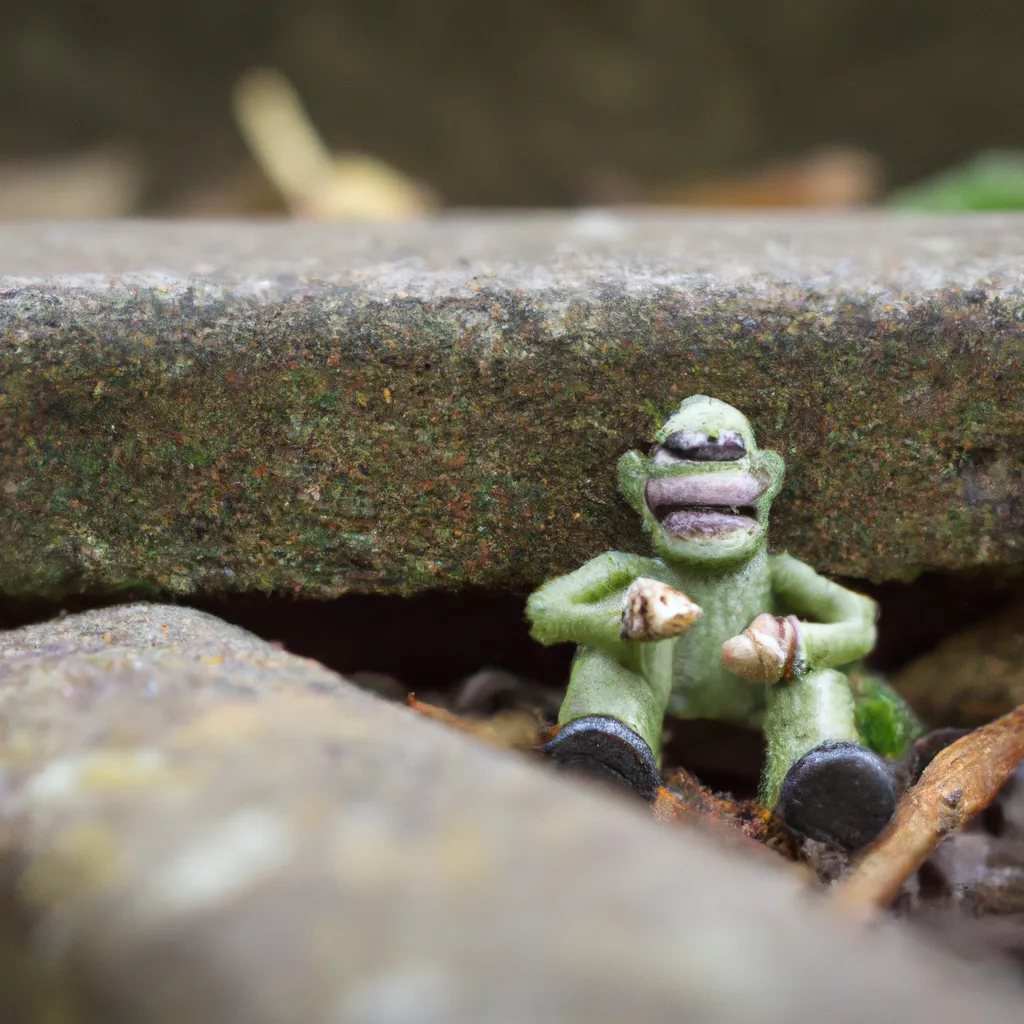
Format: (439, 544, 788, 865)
(1, 604, 1022, 1022)
(2, 215, 1024, 598)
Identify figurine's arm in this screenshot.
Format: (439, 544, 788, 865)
(526, 551, 655, 655)
(770, 553, 877, 671)
(721, 553, 877, 684)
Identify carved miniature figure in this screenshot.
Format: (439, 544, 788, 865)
(526, 395, 919, 851)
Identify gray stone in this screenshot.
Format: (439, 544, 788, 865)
(0, 603, 265, 660)
(0, 603, 1023, 1022)
(2, 216, 1024, 600)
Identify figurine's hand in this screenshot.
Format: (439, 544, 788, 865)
(621, 577, 702, 641)
(721, 614, 801, 683)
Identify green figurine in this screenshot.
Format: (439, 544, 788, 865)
(526, 395, 920, 850)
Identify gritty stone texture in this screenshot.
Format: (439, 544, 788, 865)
(3, 215, 1024, 600)
(1, 604, 1023, 1022)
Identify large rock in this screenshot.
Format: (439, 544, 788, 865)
(2, 216, 1024, 599)
(0, 603, 1023, 1022)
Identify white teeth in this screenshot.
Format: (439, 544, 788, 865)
(621, 577, 703, 641)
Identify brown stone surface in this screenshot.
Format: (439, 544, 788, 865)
(0, 604, 1023, 1021)
(894, 600, 1024, 727)
(3, 217, 1024, 602)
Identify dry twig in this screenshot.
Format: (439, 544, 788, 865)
(833, 704, 1024, 917)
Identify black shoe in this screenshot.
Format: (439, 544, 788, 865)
(776, 741, 896, 851)
(539, 715, 662, 801)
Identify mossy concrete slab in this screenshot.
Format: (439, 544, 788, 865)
(1, 603, 1022, 1022)
(2, 215, 1024, 598)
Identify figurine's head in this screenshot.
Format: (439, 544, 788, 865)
(618, 396, 785, 567)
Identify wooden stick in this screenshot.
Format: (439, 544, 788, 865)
(832, 704, 1024, 918)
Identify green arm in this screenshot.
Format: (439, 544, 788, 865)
(769, 553, 877, 672)
(525, 551, 657, 660)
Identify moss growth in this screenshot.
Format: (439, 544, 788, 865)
(2, 248, 1024, 599)
(851, 669, 925, 759)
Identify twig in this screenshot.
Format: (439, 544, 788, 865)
(832, 704, 1024, 918)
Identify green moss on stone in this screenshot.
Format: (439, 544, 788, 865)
(2, 221, 1024, 599)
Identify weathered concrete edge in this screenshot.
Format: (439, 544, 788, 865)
(2, 216, 1024, 598)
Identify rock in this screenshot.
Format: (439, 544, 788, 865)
(3, 217, 1024, 599)
(894, 601, 1024, 726)
(1, 603, 1023, 1022)
(0, 603, 268, 660)
(3, 0, 1024, 216)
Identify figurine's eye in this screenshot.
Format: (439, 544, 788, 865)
(657, 430, 746, 462)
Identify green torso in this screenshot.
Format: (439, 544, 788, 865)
(633, 549, 774, 727)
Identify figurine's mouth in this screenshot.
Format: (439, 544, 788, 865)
(644, 473, 767, 539)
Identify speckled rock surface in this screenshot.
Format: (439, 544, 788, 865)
(3, 216, 1024, 599)
(1, 604, 1023, 1022)
(0, 603, 266, 661)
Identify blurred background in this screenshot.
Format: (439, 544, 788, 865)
(3, 0, 1024, 219)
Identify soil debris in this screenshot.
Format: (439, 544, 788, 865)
(406, 695, 550, 752)
(833, 704, 1024, 918)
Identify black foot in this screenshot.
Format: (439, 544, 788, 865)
(776, 741, 896, 851)
(539, 715, 662, 801)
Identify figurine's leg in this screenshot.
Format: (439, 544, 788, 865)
(762, 668, 897, 851)
(539, 644, 672, 801)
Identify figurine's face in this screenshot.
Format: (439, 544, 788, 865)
(618, 396, 785, 566)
